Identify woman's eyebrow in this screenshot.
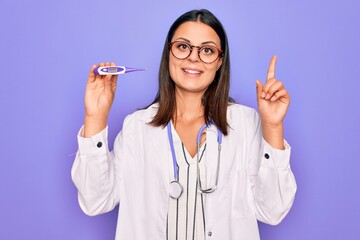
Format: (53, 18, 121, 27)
(174, 38, 218, 46)
(174, 37, 191, 43)
(201, 41, 218, 46)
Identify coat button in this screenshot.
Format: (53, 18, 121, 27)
(208, 231, 212, 237)
(264, 153, 270, 159)
(97, 142, 103, 148)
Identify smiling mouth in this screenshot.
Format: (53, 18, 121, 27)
(183, 68, 203, 74)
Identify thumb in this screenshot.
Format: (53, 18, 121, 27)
(256, 80, 263, 101)
(87, 65, 97, 83)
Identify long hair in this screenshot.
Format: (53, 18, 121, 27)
(149, 9, 233, 135)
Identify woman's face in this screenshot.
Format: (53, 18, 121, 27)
(169, 21, 223, 95)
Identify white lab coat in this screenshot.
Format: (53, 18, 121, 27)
(72, 103, 297, 240)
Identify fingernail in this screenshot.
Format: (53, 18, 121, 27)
(265, 93, 271, 99)
(271, 96, 276, 101)
(261, 92, 266, 98)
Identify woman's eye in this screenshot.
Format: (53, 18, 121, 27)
(178, 44, 190, 51)
(202, 47, 215, 54)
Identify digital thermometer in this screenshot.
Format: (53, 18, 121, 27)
(94, 66, 146, 75)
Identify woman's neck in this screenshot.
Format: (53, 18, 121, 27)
(174, 90, 204, 123)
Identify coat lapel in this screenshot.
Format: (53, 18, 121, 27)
(142, 105, 171, 194)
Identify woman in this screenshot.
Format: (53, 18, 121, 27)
(72, 9, 296, 240)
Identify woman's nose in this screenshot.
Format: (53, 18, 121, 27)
(187, 47, 201, 62)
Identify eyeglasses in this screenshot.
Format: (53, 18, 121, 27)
(169, 41, 223, 64)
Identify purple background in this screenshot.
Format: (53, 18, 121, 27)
(1, 0, 359, 239)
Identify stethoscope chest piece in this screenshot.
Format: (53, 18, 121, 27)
(169, 181, 183, 199)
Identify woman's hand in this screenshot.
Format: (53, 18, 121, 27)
(256, 56, 290, 149)
(83, 62, 118, 137)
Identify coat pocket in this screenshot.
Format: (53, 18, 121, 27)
(230, 169, 254, 219)
(206, 216, 260, 240)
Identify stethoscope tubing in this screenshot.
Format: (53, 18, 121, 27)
(167, 121, 222, 198)
(167, 123, 179, 181)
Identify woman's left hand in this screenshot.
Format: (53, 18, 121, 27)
(256, 56, 290, 127)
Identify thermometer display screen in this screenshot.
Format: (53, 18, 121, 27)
(107, 67, 119, 73)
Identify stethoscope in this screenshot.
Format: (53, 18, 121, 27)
(167, 121, 222, 199)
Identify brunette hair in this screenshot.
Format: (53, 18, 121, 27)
(149, 9, 233, 135)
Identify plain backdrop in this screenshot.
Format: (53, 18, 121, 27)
(0, 0, 359, 239)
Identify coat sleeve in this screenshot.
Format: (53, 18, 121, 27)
(247, 109, 297, 225)
(71, 117, 129, 216)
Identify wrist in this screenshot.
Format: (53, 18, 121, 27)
(83, 115, 108, 138)
(261, 121, 283, 131)
(84, 114, 108, 123)
(261, 122, 284, 150)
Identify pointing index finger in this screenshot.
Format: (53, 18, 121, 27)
(267, 55, 277, 82)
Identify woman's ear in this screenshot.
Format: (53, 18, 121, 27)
(216, 58, 223, 70)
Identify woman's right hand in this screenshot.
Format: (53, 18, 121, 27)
(83, 62, 118, 137)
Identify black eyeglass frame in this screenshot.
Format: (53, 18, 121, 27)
(169, 41, 224, 64)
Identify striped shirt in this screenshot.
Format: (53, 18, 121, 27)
(167, 123, 207, 240)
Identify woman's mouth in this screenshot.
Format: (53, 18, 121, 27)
(182, 68, 203, 75)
